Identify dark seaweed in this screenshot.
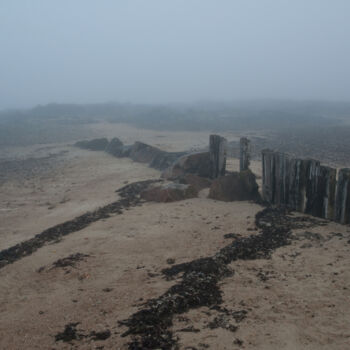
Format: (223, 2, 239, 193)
(52, 253, 90, 269)
(0, 180, 160, 269)
(55, 323, 111, 343)
(120, 207, 324, 349)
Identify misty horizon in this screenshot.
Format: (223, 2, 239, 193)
(1, 0, 350, 109)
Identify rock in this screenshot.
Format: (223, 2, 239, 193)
(179, 174, 212, 192)
(74, 138, 109, 151)
(129, 142, 163, 163)
(149, 151, 185, 171)
(129, 142, 184, 170)
(162, 152, 212, 179)
(141, 182, 198, 202)
(105, 137, 124, 157)
(208, 170, 260, 202)
(120, 145, 132, 157)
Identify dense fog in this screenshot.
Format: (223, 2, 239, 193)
(1, 0, 350, 109)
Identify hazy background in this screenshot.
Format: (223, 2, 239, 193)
(1, 0, 350, 109)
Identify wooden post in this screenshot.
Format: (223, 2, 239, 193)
(304, 159, 321, 216)
(273, 152, 290, 206)
(288, 158, 308, 212)
(239, 137, 251, 172)
(209, 135, 227, 178)
(320, 166, 336, 220)
(262, 149, 275, 203)
(335, 168, 350, 224)
(262, 150, 339, 222)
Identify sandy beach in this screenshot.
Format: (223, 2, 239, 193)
(0, 125, 349, 349)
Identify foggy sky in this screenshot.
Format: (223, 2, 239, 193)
(1, 0, 350, 109)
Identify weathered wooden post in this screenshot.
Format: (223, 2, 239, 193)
(301, 160, 336, 219)
(319, 166, 336, 219)
(262, 150, 338, 221)
(262, 149, 275, 203)
(335, 168, 350, 224)
(209, 134, 227, 178)
(288, 158, 308, 212)
(240, 137, 251, 172)
(304, 159, 321, 216)
(273, 152, 290, 206)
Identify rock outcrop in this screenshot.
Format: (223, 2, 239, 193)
(141, 182, 198, 202)
(128, 142, 185, 170)
(179, 174, 212, 192)
(75, 138, 185, 171)
(129, 142, 163, 163)
(149, 151, 185, 171)
(75, 138, 109, 151)
(162, 152, 212, 179)
(105, 137, 124, 157)
(208, 170, 260, 202)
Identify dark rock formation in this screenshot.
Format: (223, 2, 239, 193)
(240, 137, 251, 172)
(75, 138, 185, 170)
(129, 142, 185, 170)
(209, 135, 227, 178)
(129, 142, 163, 163)
(74, 138, 109, 151)
(141, 182, 198, 202)
(208, 170, 260, 202)
(149, 151, 186, 171)
(179, 174, 212, 192)
(162, 152, 212, 179)
(105, 137, 124, 157)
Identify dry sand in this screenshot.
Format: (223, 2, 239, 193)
(0, 126, 349, 349)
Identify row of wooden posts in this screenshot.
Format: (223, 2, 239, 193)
(209, 134, 350, 224)
(209, 135, 251, 178)
(262, 150, 350, 224)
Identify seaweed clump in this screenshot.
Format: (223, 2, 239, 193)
(120, 208, 323, 349)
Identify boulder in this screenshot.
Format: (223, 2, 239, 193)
(75, 138, 109, 151)
(162, 152, 212, 179)
(129, 142, 184, 170)
(129, 142, 164, 163)
(150, 151, 185, 171)
(179, 174, 212, 192)
(105, 137, 124, 157)
(208, 170, 260, 202)
(141, 182, 198, 202)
